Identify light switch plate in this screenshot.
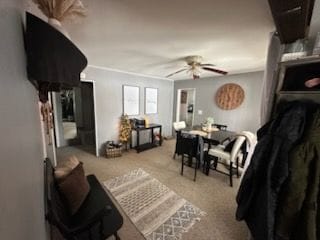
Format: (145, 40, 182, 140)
(198, 110, 203, 115)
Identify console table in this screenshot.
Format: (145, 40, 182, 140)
(131, 124, 162, 153)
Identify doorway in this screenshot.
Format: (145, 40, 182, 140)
(61, 89, 77, 141)
(53, 81, 97, 156)
(176, 88, 196, 127)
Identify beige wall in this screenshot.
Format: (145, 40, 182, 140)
(174, 71, 264, 133)
(85, 66, 174, 155)
(0, 1, 47, 239)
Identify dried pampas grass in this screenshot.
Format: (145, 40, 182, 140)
(32, 0, 86, 22)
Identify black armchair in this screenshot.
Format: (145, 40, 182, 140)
(45, 159, 123, 240)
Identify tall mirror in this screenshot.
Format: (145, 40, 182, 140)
(61, 90, 77, 141)
(176, 88, 196, 127)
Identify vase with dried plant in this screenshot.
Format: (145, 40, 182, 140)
(32, 0, 86, 38)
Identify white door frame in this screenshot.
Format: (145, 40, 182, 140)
(52, 92, 67, 148)
(175, 89, 181, 122)
(176, 88, 196, 125)
(81, 79, 99, 157)
(49, 94, 58, 165)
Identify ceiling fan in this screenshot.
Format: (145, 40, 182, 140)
(166, 55, 228, 80)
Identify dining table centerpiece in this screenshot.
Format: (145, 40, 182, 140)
(202, 117, 217, 132)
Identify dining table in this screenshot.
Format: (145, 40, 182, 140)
(180, 126, 237, 170)
(183, 126, 237, 147)
(179, 126, 236, 165)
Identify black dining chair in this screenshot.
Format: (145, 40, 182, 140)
(172, 130, 182, 159)
(213, 124, 228, 131)
(178, 133, 204, 181)
(173, 130, 188, 159)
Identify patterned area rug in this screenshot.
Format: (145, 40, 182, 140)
(104, 169, 206, 240)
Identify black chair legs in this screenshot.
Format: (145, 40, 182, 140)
(205, 156, 235, 187)
(205, 158, 210, 176)
(205, 156, 217, 176)
(203, 151, 207, 173)
(181, 155, 184, 175)
(181, 154, 198, 182)
(236, 158, 240, 178)
(229, 161, 233, 187)
(214, 158, 218, 170)
(193, 159, 198, 182)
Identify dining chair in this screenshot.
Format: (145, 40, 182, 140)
(173, 130, 182, 159)
(206, 135, 246, 186)
(213, 124, 228, 131)
(212, 131, 257, 174)
(178, 133, 204, 181)
(238, 131, 257, 176)
(172, 121, 187, 159)
(173, 121, 187, 131)
(239, 131, 257, 166)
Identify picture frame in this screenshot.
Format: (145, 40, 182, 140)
(180, 91, 187, 104)
(123, 85, 140, 116)
(145, 87, 158, 114)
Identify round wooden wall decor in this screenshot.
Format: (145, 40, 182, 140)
(215, 83, 245, 110)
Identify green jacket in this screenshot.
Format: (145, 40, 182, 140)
(275, 109, 320, 240)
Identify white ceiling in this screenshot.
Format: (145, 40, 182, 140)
(29, 0, 275, 80)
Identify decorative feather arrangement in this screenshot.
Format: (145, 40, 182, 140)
(32, 0, 86, 22)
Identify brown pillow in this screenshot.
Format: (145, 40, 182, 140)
(54, 155, 80, 181)
(58, 163, 90, 215)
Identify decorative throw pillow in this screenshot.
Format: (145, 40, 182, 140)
(57, 163, 90, 215)
(54, 155, 80, 181)
(224, 139, 236, 153)
(63, 155, 80, 169)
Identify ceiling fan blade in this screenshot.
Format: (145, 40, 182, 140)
(200, 63, 216, 67)
(166, 68, 187, 78)
(202, 67, 228, 75)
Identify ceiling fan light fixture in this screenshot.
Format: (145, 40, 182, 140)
(185, 55, 203, 65)
(166, 55, 228, 80)
(192, 74, 200, 80)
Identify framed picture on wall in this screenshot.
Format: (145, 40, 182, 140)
(180, 91, 187, 104)
(145, 87, 158, 114)
(123, 85, 140, 115)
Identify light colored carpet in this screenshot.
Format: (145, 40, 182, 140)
(104, 168, 206, 240)
(57, 140, 248, 240)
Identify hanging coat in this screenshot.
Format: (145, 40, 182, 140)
(275, 109, 320, 240)
(236, 102, 311, 240)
